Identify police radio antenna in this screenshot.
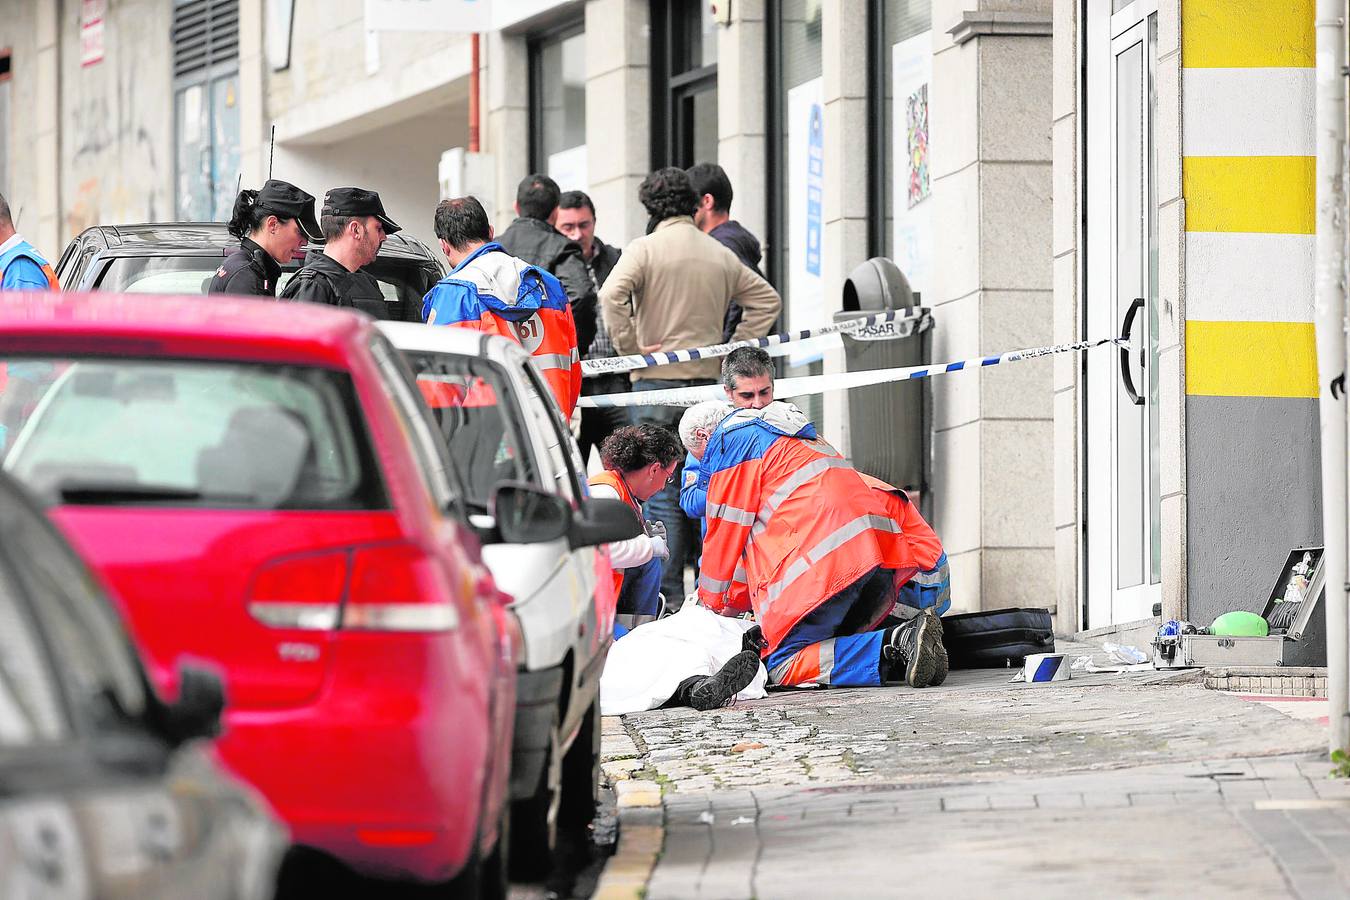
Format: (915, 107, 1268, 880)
(268, 125, 276, 180)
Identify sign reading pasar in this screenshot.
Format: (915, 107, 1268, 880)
(363, 0, 492, 32)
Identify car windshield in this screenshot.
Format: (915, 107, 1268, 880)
(95, 253, 436, 320)
(0, 357, 386, 510)
(401, 351, 537, 509)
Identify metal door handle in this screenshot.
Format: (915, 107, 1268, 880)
(1120, 297, 1145, 406)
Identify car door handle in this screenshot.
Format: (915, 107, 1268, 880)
(1119, 297, 1145, 407)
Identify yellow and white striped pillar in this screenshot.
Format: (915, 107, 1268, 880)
(1180, 0, 1323, 616)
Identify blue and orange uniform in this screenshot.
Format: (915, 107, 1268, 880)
(695, 402, 918, 687)
(422, 242, 582, 418)
(858, 473, 951, 615)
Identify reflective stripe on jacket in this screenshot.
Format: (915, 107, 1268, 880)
(588, 469, 643, 599)
(0, 240, 59, 291)
(422, 242, 582, 418)
(695, 402, 918, 652)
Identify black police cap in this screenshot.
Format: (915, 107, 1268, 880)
(321, 187, 402, 234)
(255, 179, 324, 243)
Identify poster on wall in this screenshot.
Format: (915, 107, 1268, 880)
(787, 76, 825, 366)
(892, 32, 933, 299)
(80, 0, 106, 67)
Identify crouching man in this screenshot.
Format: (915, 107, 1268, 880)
(678, 399, 946, 689)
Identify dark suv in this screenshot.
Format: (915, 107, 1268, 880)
(54, 222, 444, 322)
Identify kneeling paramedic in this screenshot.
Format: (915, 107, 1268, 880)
(588, 424, 682, 630)
(422, 195, 582, 418)
(679, 400, 946, 689)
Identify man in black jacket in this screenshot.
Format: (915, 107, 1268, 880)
(687, 163, 767, 341)
(496, 174, 597, 357)
(279, 187, 397, 318)
(557, 189, 629, 464)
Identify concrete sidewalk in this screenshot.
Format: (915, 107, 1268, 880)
(594, 661, 1345, 899)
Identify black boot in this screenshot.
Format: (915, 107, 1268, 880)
(687, 650, 762, 711)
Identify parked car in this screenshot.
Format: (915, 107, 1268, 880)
(53, 222, 443, 321)
(0, 468, 287, 899)
(379, 322, 640, 879)
(0, 293, 537, 893)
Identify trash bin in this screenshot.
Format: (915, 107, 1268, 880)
(833, 257, 932, 496)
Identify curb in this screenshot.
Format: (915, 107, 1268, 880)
(592, 717, 665, 900)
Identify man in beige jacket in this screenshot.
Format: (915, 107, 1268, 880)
(599, 166, 782, 607)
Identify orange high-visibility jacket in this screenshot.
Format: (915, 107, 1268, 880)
(588, 469, 644, 599)
(422, 242, 582, 418)
(858, 473, 945, 571)
(695, 403, 918, 651)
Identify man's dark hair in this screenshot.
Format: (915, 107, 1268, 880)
(0, 193, 13, 228)
(434, 196, 492, 249)
(600, 424, 684, 473)
(722, 347, 774, 391)
(638, 167, 699, 221)
(558, 190, 596, 217)
(686, 163, 733, 214)
(321, 215, 355, 241)
(516, 173, 562, 221)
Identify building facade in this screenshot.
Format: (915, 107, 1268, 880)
(0, 0, 1319, 633)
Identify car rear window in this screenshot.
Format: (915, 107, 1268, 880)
(0, 358, 386, 511)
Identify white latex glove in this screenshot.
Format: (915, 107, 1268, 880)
(645, 519, 668, 539)
(649, 534, 670, 560)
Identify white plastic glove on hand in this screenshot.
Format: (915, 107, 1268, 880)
(649, 534, 670, 560)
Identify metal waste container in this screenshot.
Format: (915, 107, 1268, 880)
(833, 257, 932, 498)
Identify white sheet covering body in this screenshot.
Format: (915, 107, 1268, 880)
(600, 601, 768, 715)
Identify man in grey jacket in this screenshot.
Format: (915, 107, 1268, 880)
(496, 173, 597, 357)
(600, 166, 781, 608)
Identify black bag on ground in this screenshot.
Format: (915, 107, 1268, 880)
(886, 607, 1055, 669)
(942, 607, 1054, 668)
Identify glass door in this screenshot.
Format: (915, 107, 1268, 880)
(1086, 1, 1162, 627)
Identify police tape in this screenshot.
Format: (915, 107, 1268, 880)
(580, 307, 930, 377)
(576, 336, 1127, 408)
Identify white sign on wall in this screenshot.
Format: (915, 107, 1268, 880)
(786, 77, 826, 367)
(891, 32, 933, 299)
(547, 145, 588, 195)
(364, 0, 493, 32)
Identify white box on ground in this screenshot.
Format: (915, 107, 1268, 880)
(1023, 652, 1071, 683)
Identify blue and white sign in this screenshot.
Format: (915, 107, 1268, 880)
(805, 103, 823, 278)
(787, 77, 825, 366)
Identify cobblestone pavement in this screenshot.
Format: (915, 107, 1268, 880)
(597, 659, 1347, 899)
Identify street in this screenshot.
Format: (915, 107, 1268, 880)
(596, 644, 1348, 899)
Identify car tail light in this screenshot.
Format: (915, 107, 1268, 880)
(246, 550, 347, 630)
(342, 542, 459, 633)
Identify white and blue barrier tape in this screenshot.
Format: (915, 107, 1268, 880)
(576, 335, 1127, 408)
(580, 307, 931, 377)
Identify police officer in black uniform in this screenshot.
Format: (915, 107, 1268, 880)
(209, 179, 323, 297)
(278, 187, 400, 317)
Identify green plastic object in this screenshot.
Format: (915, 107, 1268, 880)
(1210, 610, 1270, 638)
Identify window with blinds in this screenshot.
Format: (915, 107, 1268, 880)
(172, 0, 240, 221)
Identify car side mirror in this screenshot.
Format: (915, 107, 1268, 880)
(157, 664, 225, 745)
(489, 481, 572, 544)
(569, 497, 644, 550)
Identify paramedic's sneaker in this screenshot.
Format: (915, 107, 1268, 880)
(931, 615, 949, 687)
(883, 612, 942, 688)
(689, 650, 761, 711)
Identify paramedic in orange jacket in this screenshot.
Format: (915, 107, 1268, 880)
(588, 424, 682, 630)
(679, 399, 945, 689)
(422, 196, 582, 418)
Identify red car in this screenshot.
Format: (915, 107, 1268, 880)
(0, 294, 579, 893)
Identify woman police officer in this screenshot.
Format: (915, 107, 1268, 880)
(208, 180, 323, 297)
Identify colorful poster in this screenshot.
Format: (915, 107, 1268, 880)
(892, 33, 933, 298)
(787, 77, 826, 366)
